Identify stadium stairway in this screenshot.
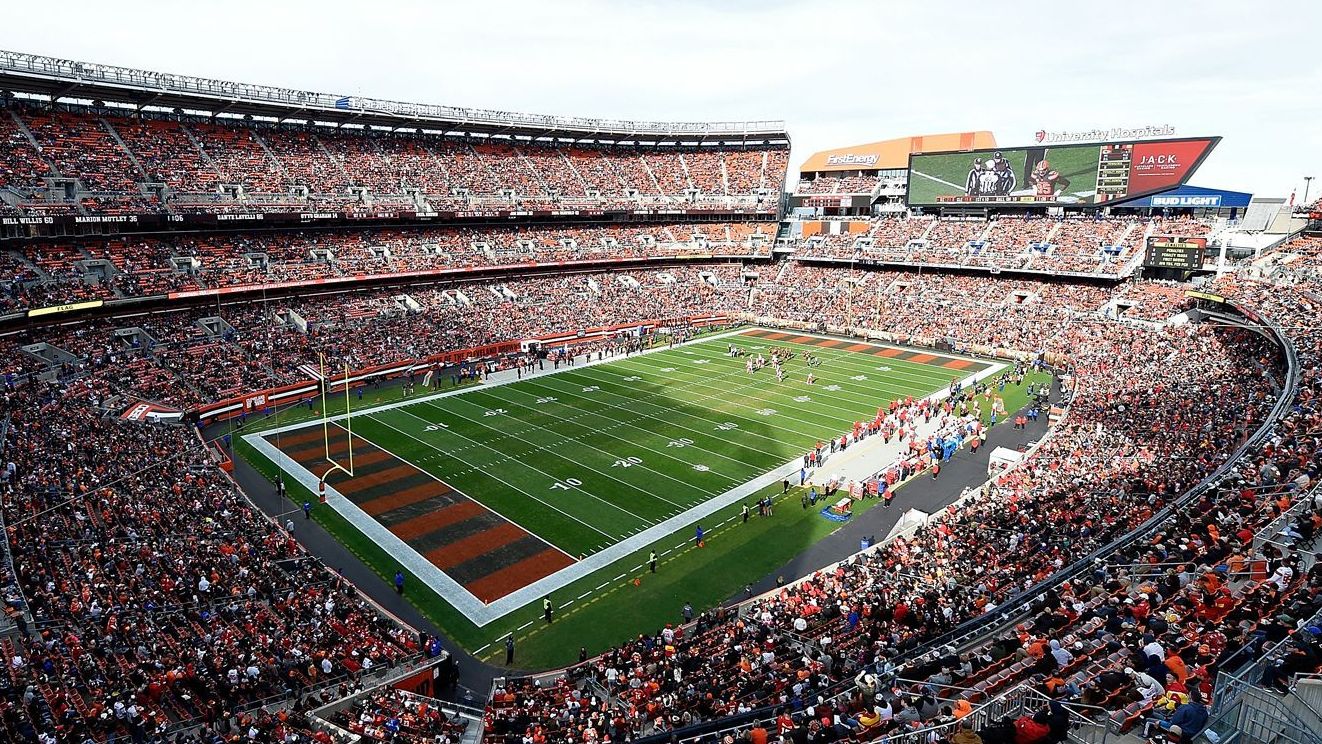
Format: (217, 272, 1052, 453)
(97, 116, 150, 183)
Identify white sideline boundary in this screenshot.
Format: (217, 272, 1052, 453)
(242, 327, 1006, 627)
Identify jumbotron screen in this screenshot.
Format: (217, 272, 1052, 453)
(906, 137, 1219, 206)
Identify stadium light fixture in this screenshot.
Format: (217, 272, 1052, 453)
(1305, 176, 1315, 205)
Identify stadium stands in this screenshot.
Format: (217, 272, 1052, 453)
(797, 175, 881, 195)
(0, 377, 421, 742)
(793, 215, 1199, 277)
(0, 103, 788, 218)
(0, 222, 776, 312)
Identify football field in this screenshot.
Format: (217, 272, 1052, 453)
(245, 328, 997, 639)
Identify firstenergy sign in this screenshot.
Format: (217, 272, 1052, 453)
(825, 153, 879, 167)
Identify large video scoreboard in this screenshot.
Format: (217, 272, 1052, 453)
(906, 137, 1219, 207)
(1143, 236, 1207, 271)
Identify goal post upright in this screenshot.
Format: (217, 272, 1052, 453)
(318, 352, 355, 486)
(343, 357, 354, 475)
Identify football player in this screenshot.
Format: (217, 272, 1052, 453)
(1031, 159, 1070, 199)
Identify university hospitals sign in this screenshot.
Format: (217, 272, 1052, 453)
(1034, 125, 1177, 144)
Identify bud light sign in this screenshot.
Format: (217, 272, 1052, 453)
(1151, 194, 1221, 208)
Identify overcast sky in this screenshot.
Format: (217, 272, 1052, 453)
(4, 0, 1318, 200)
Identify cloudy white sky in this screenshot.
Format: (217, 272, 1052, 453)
(4, 0, 1319, 200)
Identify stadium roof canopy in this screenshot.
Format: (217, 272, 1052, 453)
(1118, 184, 1252, 209)
(0, 49, 789, 147)
(799, 131, 997, 174)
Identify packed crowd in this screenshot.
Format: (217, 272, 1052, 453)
(334, 689, 470, 743)
(6, 260, 1217, 412)
(0, 103, 788, 216)
(795, 215, 1197, 276)
(1, 263, 753, 404)
(748, 263, 1124, 352)
(0, 222, 776, 313)
(0, 374, 425, 742)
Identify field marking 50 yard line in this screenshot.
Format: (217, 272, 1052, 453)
(539, 340, 911, 439)
(511, 340, 857, 452)
(608, 337, 950, 412)
(534, 361, 936, 460)
(626, 340, 925, 406)
(625, 342, 984, 413)
(686, 336, 965, 391)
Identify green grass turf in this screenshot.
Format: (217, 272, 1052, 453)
(234, 332, 1050, 668)
(337, 334, 980, 556)
(908, 144, 1102, 205)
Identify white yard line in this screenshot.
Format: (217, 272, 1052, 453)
(447, 385, 744, 486)
(592, 355, 927, 422)
(370, 408, 642, 536)
(407, 397, 695, 515)
(910, 169, 968, 192)
(253, 327, 756, 440)
(513, 375, 810, 458)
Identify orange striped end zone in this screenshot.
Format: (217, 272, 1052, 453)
(272, 424, 573, 603)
